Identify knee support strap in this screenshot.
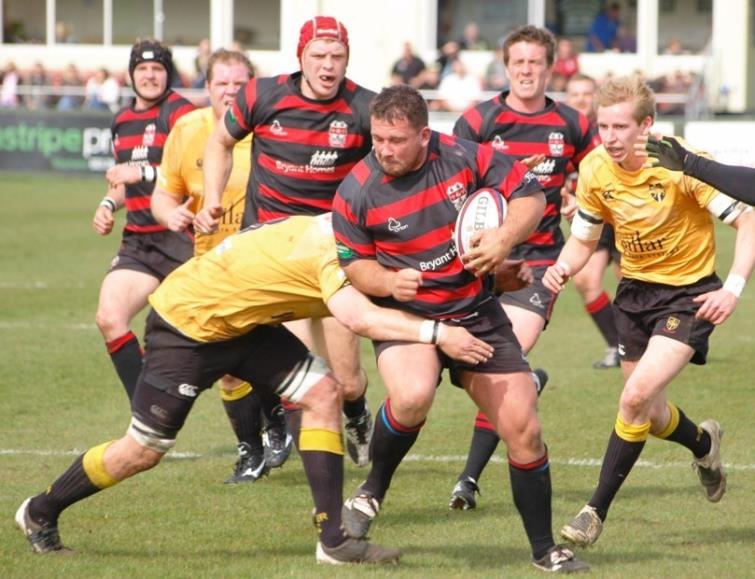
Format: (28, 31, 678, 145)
(276, 353, 330, 404)
(127, 416, 177, 454)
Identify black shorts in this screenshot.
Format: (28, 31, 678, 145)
(498, 264, 558, 324)
(373, 297, 531, 388)
(131, 311, 309, 436)
(613, 273, 722, 365)
(597, 224, 620, 264)
(108, 230, 194, 280)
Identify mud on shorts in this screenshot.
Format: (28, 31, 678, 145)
(613, 273, 722, 365)
(108, 230, 194, 280)
(131, 311, 310, 437)
(498, 264, 558, 326)
(373, 296, 531, 388)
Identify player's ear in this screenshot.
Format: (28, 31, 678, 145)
(419, 126, 432, 146)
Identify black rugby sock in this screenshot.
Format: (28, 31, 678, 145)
(655, 404, 711, 459)
(221, 386, 264, 453)
(589, 429, 646, 520)
(363, 400, 423, 500)
(586, 292, 619, 347)
(106, 331, 142, 400)
(509, 453, 554, 560)
(458, 412, 500, 482)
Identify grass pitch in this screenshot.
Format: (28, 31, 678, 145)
(0, 172, 753, 578)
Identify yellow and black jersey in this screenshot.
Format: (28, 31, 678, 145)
(148, 214, 348, 342)
(576, 142, 719, 285)
(157, 107, 251, 256)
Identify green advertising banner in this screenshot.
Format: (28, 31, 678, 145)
(0, 111, 114, 173)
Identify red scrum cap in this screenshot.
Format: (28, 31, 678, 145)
(296, 16, 350, 60)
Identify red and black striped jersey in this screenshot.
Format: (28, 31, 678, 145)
(454, 91, 599, 263)
(111, 91, 196, 234)
(332, 131, 543, 319)
(225, 72, 375, 225)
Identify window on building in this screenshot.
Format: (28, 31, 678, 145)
(547, 0, 637, 54)
(438, 0, 527, 49)
(113, 0, 154, 45)
(162, 0, 208, 46)
(657, 0, 712, 54)
(234, 0, 280, 50)
(2, 0, 46, 43)
(56, 0, 104, 44)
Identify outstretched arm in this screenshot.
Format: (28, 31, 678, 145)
(326, 285, 494, 364)
(639, 135, 755, 205)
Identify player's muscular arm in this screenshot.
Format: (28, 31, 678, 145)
(196, 121, 238, 233)
(105, 163, 142, 188)
(326, 286, 494, 364)
(343, 259, 422, 302)
(462, 192, 546, 277)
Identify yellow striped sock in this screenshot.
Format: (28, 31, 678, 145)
(82, 441, 118, 489)
(299, 428, 344, 455)
(654, 402, 681, 439)
(615, 414, 651, 442)
(219, 381, 253, 401)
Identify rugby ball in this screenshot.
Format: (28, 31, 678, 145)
(453, 188, 507, 257)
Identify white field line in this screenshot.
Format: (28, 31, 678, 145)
(2, 448, 754, 471)
(0, 281, 87, 289)
(0, 321, 97, 331)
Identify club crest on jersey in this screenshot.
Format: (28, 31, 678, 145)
(649, 183, 666, 203)
(143, 123, 156, 147)
(548, 132, 564, 156)
(446, 182, 468, 210)
(665, 316, 680, 333)
(491, 135, 507, 152)
(270, 119, 287, 136)
(329, 120, 348, 148)
(602, 188, 615, 201)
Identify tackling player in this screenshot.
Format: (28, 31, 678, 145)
(92, 39, 195, 401)
(542, 75, 754, 551)
(151, 49, 290, 483)
(16, 213, 494, 565)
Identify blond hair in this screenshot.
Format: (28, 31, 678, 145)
(595, 75, 656, 123)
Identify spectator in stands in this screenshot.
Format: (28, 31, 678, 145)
(457, 21, 490, 50)
(586, 2, 621, 52)
(25, 61, 51, 110)
(390, 41, 426, 86)
(0, 62, 20, 108)
(552, 37, 579, 80)
(191, 38, 212, 88)
(616, 25, 637, 53)
(436, 40, 461, 79)
(436, 56, 482, 112)
(549, 72, 568, 93)
(85, 68, 121, 113)
(484, 37, 508, 91)
(56, 63, 84, 111)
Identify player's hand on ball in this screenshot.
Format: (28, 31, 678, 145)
(462, 228, 507, 278)
(436, 325, 494, 364)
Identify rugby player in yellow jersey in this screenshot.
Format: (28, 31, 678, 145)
(542, 76, 755, 553)
(16, 213, 493, 564)
(151, 49, 290, 483)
